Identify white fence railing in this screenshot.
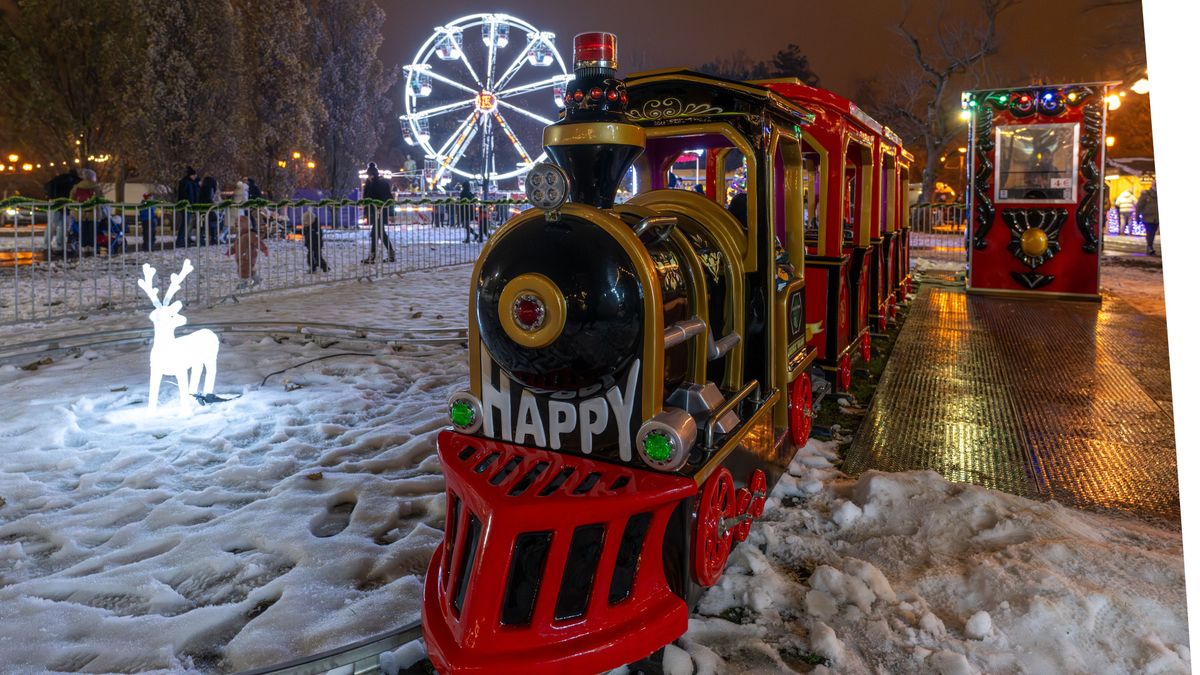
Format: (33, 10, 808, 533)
(0, 198, 526, 325)
(909, 203, 968, 265)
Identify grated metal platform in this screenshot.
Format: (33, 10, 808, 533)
(843, 283, 1179, 527)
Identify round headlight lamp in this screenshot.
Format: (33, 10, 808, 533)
(636, 407, 696, 472)
(525, 162, 570, 211)
(447, 391, 483, 434)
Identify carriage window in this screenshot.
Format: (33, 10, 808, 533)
(995, 124, 1078, 203)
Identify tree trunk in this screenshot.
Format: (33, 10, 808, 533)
(116, 162, 128, 203)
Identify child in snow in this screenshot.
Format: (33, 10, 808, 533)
(301, 211, 329, 273)
(227, 215, 268, 287)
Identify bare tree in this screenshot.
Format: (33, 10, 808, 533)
(884, 0, 1018, 201)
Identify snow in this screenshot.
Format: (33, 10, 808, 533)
(0, 250, 1185, 673)
(676, 438, 1190, 674)
(0, 264, 474, 672)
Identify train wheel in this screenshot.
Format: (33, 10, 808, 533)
(693, 467, 735, 586)
(838, 354, 852, 392)
(789, 372, 813, 447)
(732, 487, 753, 542)
(861, 332, 872, 362)
(747, 469, 767, 518)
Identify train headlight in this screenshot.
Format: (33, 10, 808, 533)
(636, 408, 696, 472)
(448, 391, 483, 434)
(525, 162, 570, 212)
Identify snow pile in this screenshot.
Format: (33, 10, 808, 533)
(0, 266, 474, 672)
(675, 440, 1189, 674)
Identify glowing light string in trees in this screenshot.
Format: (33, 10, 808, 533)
(137, 259, 220, 413)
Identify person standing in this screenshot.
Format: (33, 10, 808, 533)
(69, 169, 101, 254)
(43, 168, 80, 255)
(175, 167, 200, 248)
(458, 182, 476, 242)
(403, 154, 418, 192)
(362, 162, 395, 264)
(1137, 180, 1159, 256)
(301, 211, 329, 273)
(138, 193, 159, 251)
(1115, 189, 1136, 236)
(198, 176, 220, 245)
(246, 176, 263, 232)
(227, 216, 269, 288)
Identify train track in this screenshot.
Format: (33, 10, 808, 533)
(234, 618, 425, 675)
(0, 320, 468, 365)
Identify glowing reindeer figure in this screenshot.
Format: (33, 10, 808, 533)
(137, 259, 220, 412)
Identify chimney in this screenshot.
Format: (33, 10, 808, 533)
(543, 32, 645, 209)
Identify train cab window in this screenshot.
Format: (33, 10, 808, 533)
(995, 124, 1079, 203)
(774, 133, 805, 265)
(801, 151, 821, 239)
(882, 154, 896, 233)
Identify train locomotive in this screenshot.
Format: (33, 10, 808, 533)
(422, 32, 911, 674)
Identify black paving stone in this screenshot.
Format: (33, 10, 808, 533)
(843, 284, 1179, 527)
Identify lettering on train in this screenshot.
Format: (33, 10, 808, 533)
(480, 351, 641, 460)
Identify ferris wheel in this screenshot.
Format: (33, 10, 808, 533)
(400, 14, 570, 188)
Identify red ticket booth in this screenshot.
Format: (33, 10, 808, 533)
(963, 83, 1116, 299)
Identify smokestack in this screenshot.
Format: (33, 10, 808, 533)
(543, 32, 645, 209)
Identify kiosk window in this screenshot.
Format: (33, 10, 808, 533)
(995, 124, 1078, 203)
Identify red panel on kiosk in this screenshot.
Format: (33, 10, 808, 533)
(964, 83, 1112, 299)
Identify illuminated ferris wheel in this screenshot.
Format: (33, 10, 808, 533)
(400, 14, 570, 187)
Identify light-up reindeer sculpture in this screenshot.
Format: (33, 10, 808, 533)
(137, 259, 219, 412)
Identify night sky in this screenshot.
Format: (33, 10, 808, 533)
(378, 0, 1144, 100)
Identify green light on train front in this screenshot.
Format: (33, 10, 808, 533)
(450, 399, 476, 428)
(643, 431, 674, 462)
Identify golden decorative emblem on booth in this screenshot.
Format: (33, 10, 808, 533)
(1021, 228, 1049, 258)
(499, 273, 567, 348)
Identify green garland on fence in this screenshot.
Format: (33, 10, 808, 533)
(0, 195, 529, 211)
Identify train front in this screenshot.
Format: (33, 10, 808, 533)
(423, 32, 700, 674)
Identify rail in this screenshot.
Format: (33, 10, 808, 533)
(0, 196, 528, 326)
(705, 379, 760, 449)
(234, 618, 424, 675)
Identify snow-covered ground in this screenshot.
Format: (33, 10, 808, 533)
(0, 265, 472, 673)
(664, 438, 1189, 675)
(0, 259, 1187, 674)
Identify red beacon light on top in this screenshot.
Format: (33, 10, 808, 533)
(573, 31, 617, 71)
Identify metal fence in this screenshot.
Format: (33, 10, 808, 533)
(0, 197, 525, 325)
(909, 203, 968, 266)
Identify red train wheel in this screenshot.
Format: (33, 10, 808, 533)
(747, 468, 767, 519)
(693, 467, 735, 586)
(838, 354, 852, 392)
(861, 332, 872, 362)
(732, 487, 753, 542)
(790, 372, 813, 447)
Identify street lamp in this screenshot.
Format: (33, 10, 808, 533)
(1131, 78, 1150, 95)
(6, 154, 17, 163)
(306, 161, 316, 169)
(1106, 136, 1116, 148)
(292, 151, 302, 160)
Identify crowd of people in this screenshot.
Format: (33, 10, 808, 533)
(34, 161, 499, 285)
